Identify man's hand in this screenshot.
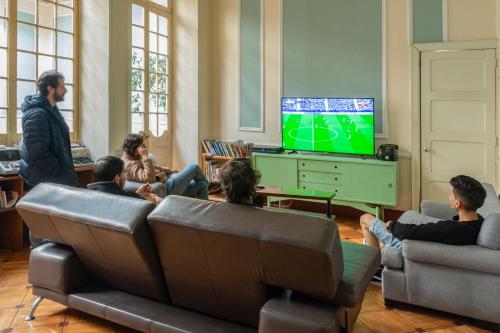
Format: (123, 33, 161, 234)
(136, 183, 152, 197)
(138, 145, 149, 158)
(385, 220, 395, 232)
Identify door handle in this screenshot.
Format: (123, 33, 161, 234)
(423, 146, 430, 152)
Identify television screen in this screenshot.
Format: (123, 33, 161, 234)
(281, 97, 375, 155)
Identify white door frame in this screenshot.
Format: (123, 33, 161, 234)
(411, 39, 497, 211)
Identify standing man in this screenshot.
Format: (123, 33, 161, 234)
(20, 70, 77, 247)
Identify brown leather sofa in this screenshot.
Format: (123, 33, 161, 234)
(17, 183, 380, 333)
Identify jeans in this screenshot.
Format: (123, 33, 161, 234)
(165, 164, 208, 200)
(369, 218, 402, 249)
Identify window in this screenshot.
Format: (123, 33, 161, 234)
(0, 0, 78, 144)
(131, 0, 170, 137)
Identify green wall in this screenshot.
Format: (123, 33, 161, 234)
(283, 0, 383, 134)
(412, 0, 443, 43)
(240, 0, 262, 129)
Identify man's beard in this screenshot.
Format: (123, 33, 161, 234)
(55, 93, 65, 102)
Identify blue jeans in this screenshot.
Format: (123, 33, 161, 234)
(369, 218, 402, 249)
(165, 164, 208, 200)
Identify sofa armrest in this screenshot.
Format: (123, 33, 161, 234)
(420, 201, 456, 220)
(29, 243, 89, 294)
(403, 240, 500, 275)
(381, 246, 403, 269)
(259, 293, 341, 333)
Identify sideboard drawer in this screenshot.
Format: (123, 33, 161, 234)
(299, 181, 342, 197)
(299, 171, 342, 185)
(298, 159, 343, 172)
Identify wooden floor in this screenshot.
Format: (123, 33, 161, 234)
(0, 218, 493, 333)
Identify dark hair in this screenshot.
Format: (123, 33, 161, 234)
(121, 133, 144, 156)
(450, 175, 486, 211)
(36, 70, 65, 96)
(94, 156, 124, 181)
(220, 159, 261, 204)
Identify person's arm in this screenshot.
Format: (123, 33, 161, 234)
(23, 110, 60, 176)
(389, 220, 453, 242)
(126, 158, 156, 183)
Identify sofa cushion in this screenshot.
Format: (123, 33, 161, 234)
(148, 195, 344, 327)
(381, 246, 403, 269)
(477, 183, 500, 217)
(477, 213, 500, 249)
(332, 242, 380, 307)
(398, 210, 441, 225)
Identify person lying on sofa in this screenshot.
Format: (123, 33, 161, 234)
(360, 175, 486, 250)
(87, 155, 161, 204)
(121, 133, 209, 200)
(220, 159, 263, 206)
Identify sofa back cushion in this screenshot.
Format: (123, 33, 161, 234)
(477, 183, 500, 217)
(147, 196, 344, 328)
(477, 213, 500, 249)
(17, 183, 169, 303)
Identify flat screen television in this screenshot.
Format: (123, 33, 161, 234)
(281, 97, 375, 155)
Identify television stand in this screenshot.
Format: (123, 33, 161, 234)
(253, 152, 397, 219)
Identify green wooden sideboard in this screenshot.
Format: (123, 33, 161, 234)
(253, 153, 398, 218)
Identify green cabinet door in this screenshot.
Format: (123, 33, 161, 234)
(254, 155, 298, 188)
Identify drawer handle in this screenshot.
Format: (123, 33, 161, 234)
(302, 163, 305, 166)
(334, 177, 338, 181)
(302, 174, 306, 178)
(302, 186, 306, 189)
(334, 166, 338, 169)
(335, 189, 338, 192)
(388, 183, 393, 188)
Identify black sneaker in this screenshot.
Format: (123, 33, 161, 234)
(371, 265, 384, 285)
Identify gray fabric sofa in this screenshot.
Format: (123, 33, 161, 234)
(382, 183, 500, 327)
(18, 183, 380, 333)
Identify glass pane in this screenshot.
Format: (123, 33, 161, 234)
(158, 55, 167, 74)
(149, 12, 157, 32)
(158, 16, 167, 35)
(57, 58, 72, 83)
(38, 27, 55, 55)
(17, 51, 36, 79)
(149, 113, 157, 136)
(132, 4, 144, 26)
(0, 78, 7, 107)
(0, 48, 6, 77)
(149, 32, 157, 53)
(17, 80, 35, 107)
(131, 91, 144, 113)
(38, 55, 55, 76)
(61, 111, 73, 132)
(0, 19, 7, 47)
(158, 36, 167, 55)
(38, 1, 55, 28)
(151, 0, 168, 7)
(131, 112, 144, 134)
(57, 0, 73, 8)
(57, 31, 72, 57)
(149, 73, 156, 93)
(158, 94, 167, 113)
(158, 114, 167, 135)
(131, 69, 143, 91)
(158, 75, 167, 94)
(18, 0, 36, 24)
(57, 5, 73, 32)
(149, 93, 157, 113)
(131, 48, 144, 69)
(58, 84, 72, 109)
(17, 23, 36, 51)
(16, 109, 22, 133)
(132, 26, 144, 47)
(149, 52, 156, 73)
(0, 0, 7, 18)
(0, 109, 6, 134)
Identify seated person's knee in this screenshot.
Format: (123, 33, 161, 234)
(360, 213, 376, 228)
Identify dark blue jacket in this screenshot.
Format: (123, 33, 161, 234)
(20, 94, 77, 187)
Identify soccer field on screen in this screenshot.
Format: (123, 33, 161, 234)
(282, 113, 374, 155)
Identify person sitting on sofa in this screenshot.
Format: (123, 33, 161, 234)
(360, 175, 486, 250)
(121, 133, 209, 200)
(87, 155, 161, 204)
(220, 159, 262, 206)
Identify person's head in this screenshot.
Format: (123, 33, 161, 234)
(448, 175, 486, 212)
(121, 133, 145, 157)
(94, 156, 126, 188)
(220, 159, 261, 204)
(36, 70, 66, 102)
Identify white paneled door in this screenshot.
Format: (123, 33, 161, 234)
(420, 49, 496, 202)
